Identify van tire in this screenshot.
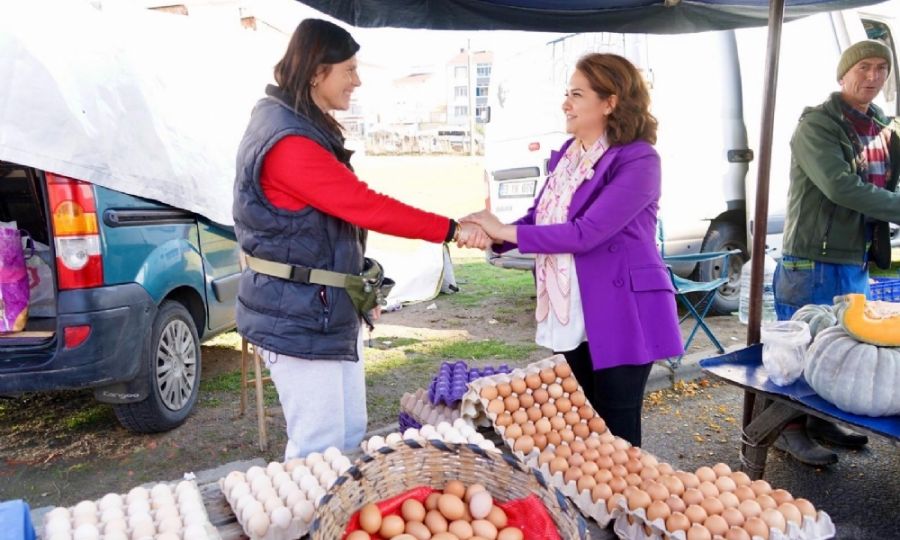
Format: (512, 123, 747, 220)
(695, 220, 748, 315)
(113, 301, 201, 433)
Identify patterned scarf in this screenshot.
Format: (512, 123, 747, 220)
(534, 137, 608, 323)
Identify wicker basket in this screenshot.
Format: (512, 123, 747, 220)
(309, 439, 590, 539)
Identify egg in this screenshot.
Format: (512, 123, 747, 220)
(683, 488, 704, 506)
(704, 514, 729, 536)
(527, 407, 544, 422)
(513, 435, 534, 455)
(156, 516, 182, 535)
(744, 516, 770, 539)
(503, 423, 523, 441)
(665, 495, 686, 514)
(481, 386, 499, 400)
(750, 479, 772, 496)
(379, 514, 405, 538)
(712, 462, 733, 477)
(471, 518, 498, 539)
(715, 476, 737, 493)
(532, 388, 549, 405)
(292, 500, 315, 523)
(346, 531, 370, 540)
(448, 519, 474, 538)
(425, 509, 449, 533)
(696, 466, 716, 483)
(719, 491, 739, 510)
(497, 526, 525, 540)
(646, 500, 671, 522)
(698, 481, 720, 499)
(486, 505, 508, 529)
(734, 485, 756, 502)
(44, 519, 72, 538)
(509, 377, 527, 394)
(517, 393, 535, 409)
(468, 490, 493, 520)
(738, 498, 762, 519)
(778, 502, 803, 525)
(794, 497, 816, 518)
(524, 373, 542, 389)
(685, 504, 708, 524)
(660, 475, 685, 497)
(406, 521, 432, 540)
(626, 488, 652, 510)
(591, 483, 613, 502)
(725, 525, 752, 540)
(687, 523, 712, 540)
(722, 506, 746, 527)
(666, 512, 691, 532)
(367, 435, 386, 452)
(73, 500, 97, 518)
(444, 480, 466, 498)
(756, 494, 777, 511)
(425, 492, 442, 510)
(438, 494, 466, 521)
(676, 471, 701, 490)
(571, 391, 588, 408)
(129, 520, 155, 540)
(358, 503, 382, 534)
(760, 507, 786, 532)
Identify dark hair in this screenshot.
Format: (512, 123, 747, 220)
(575, 53, 657, 146)
(274, 19, 360, 138)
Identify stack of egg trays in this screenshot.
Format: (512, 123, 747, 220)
(398, 411, 422, 432)
(41, 479, 220, 540)
(428, 360, 512, 407)
(400, 388, 461, 427)
(218, 450, 351, 540)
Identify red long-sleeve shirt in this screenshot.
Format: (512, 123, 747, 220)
(260, 136, 451, 243)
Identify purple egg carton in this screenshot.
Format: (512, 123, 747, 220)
(428, 361, 512, 407)
(398, 411, 421, 432)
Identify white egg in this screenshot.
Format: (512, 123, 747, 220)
(318, 469, 337, 487)
(310, 460, 330, 478)
(241, 500, 265, 523)
(47, 532, 73, 540)
(458, 425, 476, 438)
(73, 512, 98, 528)
(478, 439, 498, 451)
(155, 533, 180, 540)
(156, 516, 182, 534)
(98, 493, 123, 511)
(126, 500, 151, 517)
(292, 499, 315, 523)
(322, 446, 342, 463)
(285, 490, 306, 508)
(182, 524, 208, 538)
(150, 483, 172, 500)
(126, 486, 149, 504)
(298, 474, 320, 493)
(305, 452, 324, 467)
(73, 500, 97, 518)
(153, 505, 180, 523)
(419, 425, 437, 439)
(385, 432, 403, 445)
(222, 471, 244, 495)
(103, 530, 128, 540)
(182, 510, 208, 528)
(466, 432, 483, 444)
(306, 485, 326, 505)
(436, 421, 452, 435)
(46, 507, 71, 524)
(278, 479, 301, 500)
(43, 518, 71, 537)
(72, 523, 100, 540)
(228, 481, 251, 502)
(150, 496, 175, 511)
(263, 494, 284, 513)
(100, 507, 125, 523)
(128, 513, 154, 531)
(235, 493, 257, 516)
(245, 466, 266, 482)
(255, 487, 279, 503)
(266, 461, 285, 477)
(250, 474, 273, 494)
(178, 498, 204, 517)
(331, 456, 352, 475)
(102, 517, 128, 533)
(129, 520, 155, 540)
(290, 465, 312, 483)
(174, 480, 194, 497)
(365, 436, 385, 452)
(247, 511, 270, 537)
(285, 458, 305, 473)
(271, 505, 293, 529)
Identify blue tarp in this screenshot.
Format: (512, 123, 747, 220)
(296, 0, 883, 33)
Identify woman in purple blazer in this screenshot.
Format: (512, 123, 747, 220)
(464, 53, 683, 446)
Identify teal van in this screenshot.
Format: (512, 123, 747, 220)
(0, 161, 239, 432)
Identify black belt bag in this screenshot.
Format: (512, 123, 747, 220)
(243, 254, 395, 315)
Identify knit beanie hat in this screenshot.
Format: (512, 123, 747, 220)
(836, 40, 892, 80)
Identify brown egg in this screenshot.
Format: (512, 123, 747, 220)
(591, 482, 613, 502)
(526, 407, 543, 423)
(712, 463, 733, 477)
(777, 502, 802, 525)
(700, 497, 724, 517)
(570, 391, 587, 407)
(431, 533, 460, 540)
(645, 481, 670, 502)
(744, 517, 770, 539)
(471, 519, 498, 539)
(724, 525, 751, 540)
(532, 388, 549, 405)
(402, 499, 427, 522)
(503, 423, 522, 441)
(497, 383, 512, 398)
(715, 476, 737, 493)
(756, 494, 777, 511)
(540, 402, 558, 418)
(578, 406, 595, 420)
(665, 495, 687, 514)
(624, 459, 643, 477)
(438, 494, 466, 520)
(730, 471, 751, 487)
(722, 507, 745, 527)
(666, 512, 691, 532)
(509, 377, 527, 395)
(524, 373, 542, 390)
(555, 445, 572, 459)
(546, 431, 562, 447)
(559, 428, 576, 444)
(580, 461, 599, 477)
(517, 393, 534, 409)
(703, 514, 729, 536)
(405, 521, 432, 540)
(760, 507, 786, 532)
(426, 492, 441, 510)
(497, 526, 525, 540)
(380, 515, 405, 538)
(683, 488, 704, 506)
(608, 476, 627, 494)
(533, 434, 548, 451)
(358, 503, 382, 534)
(696, 466, 716, 483)
(660, 475, 685, 496)
(610, 464, 628, 478)
(487, 399, 505, 415)
(554, 362, 573, 378)
(568, 453, 585, 468)
(537, 449, 555, 466)
(549, 457, 569, 475)
(495, 412, 513, 428)
(734, 485, 756, 502)
(425, 509, 449, 534)
(480, 386, 499, 400)
(564, 411, 581, 426)
(546, 383, 563, 399)
(560, 375, 578, 392)
(687, 524, 712, 540)
(611, 437, 629, 451)
(598, 431, 616, 444)
(794, 498, 816, 518)
(676, 471, 701, 490)
(446, 480, 466, 500)
(596, 455, 614, 470)
(539, 368, 557, 384)
(611, 450, 629, 465)
(594, 468, 613, 485)
(587, 416, 606, 435)
(571, 422, 590, 440)
(346, 531, 370, 540)
(719, 491, 740, 510)
(626, 488, 652, 511)
(533, 417, 551, 434)
(543, 416, 563, 433)
(625, 473, 642, 487)
(685, 504, 708, 524)
(771, 489, 794, 505)
(513, 435, 534, 455)
(698, 481, 720, 499)
(646, 499, 671, 522)
(487, 505, 508, 529)
(750, 479, 772, 497)
(564, 467, 584, 485)
(448, 519, 474, 539)
(738, 499, 762, 519)
(503, 395, 520, 412)
(555, 397, 572, 413)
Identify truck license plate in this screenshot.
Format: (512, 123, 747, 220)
(498, 180, 537, 198)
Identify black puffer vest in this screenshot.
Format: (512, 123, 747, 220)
(233, 85, 364, 361)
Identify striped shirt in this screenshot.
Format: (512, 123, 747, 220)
(842, 102, 893, 188)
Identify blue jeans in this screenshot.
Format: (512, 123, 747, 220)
(773, 255, 869, 320)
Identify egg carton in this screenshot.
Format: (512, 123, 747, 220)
(428, 360, 512, 407)
(360, 419, 500, 454)
(400, 388, 462, 427)
(610, 496, 836, 540)
(218, 449, 351, 540)
(42, 478, 220, 540)
(398, 411, 422, 432)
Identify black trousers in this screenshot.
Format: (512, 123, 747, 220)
(559, 342, 653, 447)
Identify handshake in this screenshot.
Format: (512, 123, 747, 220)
(453, 209, 511, 250)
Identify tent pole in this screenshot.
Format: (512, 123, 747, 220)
(742, 0, 786, 464)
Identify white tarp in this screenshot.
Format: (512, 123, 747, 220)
(0, 0, 282, 226)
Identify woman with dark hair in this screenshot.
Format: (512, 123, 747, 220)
(233, 19, 488, 459)
(463, 53, 682, 446)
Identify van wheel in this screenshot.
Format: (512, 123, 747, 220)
(113, 301, 201, 433)
(695, 220, 748, 316)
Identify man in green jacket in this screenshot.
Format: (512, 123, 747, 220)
(774, 40, 900, 466)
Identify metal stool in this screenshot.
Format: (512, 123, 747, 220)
(239, 338, 271, 451)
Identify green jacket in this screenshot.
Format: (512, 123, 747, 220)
(783, 92, 900, 265)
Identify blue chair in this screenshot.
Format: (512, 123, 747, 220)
(658, 221, 741, 369)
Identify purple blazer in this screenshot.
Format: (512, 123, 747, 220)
(499, 138, 683, 370)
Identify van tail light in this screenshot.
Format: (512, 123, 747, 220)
(528, 142, 541, 152)
(46, 173, 104, 289)
(64, 325, 92, 349)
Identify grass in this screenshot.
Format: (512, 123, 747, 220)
(63, 405, 116, 431)
(445, 262, 534, 307)
(201, 370, 279, 406)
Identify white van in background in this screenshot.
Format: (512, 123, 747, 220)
(482, 2, 899, 315)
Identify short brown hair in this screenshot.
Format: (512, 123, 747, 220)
(575, 53, 657, 146)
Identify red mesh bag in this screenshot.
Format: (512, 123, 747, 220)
(342, 486, 561, 539)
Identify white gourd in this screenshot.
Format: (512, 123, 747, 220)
(804, 326, 900, 417)
(790, 304, 837, 339)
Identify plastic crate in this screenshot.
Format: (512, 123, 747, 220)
(869, 277, 900, 302)
(0, 500, 35, 540)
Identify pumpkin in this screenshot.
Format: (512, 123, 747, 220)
(804, 325, 900, 416)
(834, 293, 900, 347)
(790, 304, 837, 339)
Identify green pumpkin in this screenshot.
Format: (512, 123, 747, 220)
(790, 304, 837, 339)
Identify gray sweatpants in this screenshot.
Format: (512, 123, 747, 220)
(260, 329, 367, 460)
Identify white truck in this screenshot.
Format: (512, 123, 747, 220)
(482, 2, 899, 315)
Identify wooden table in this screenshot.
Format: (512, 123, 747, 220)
(700, 344, 900, 479)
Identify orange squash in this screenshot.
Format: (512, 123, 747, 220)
(834, 294, 900, 347)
